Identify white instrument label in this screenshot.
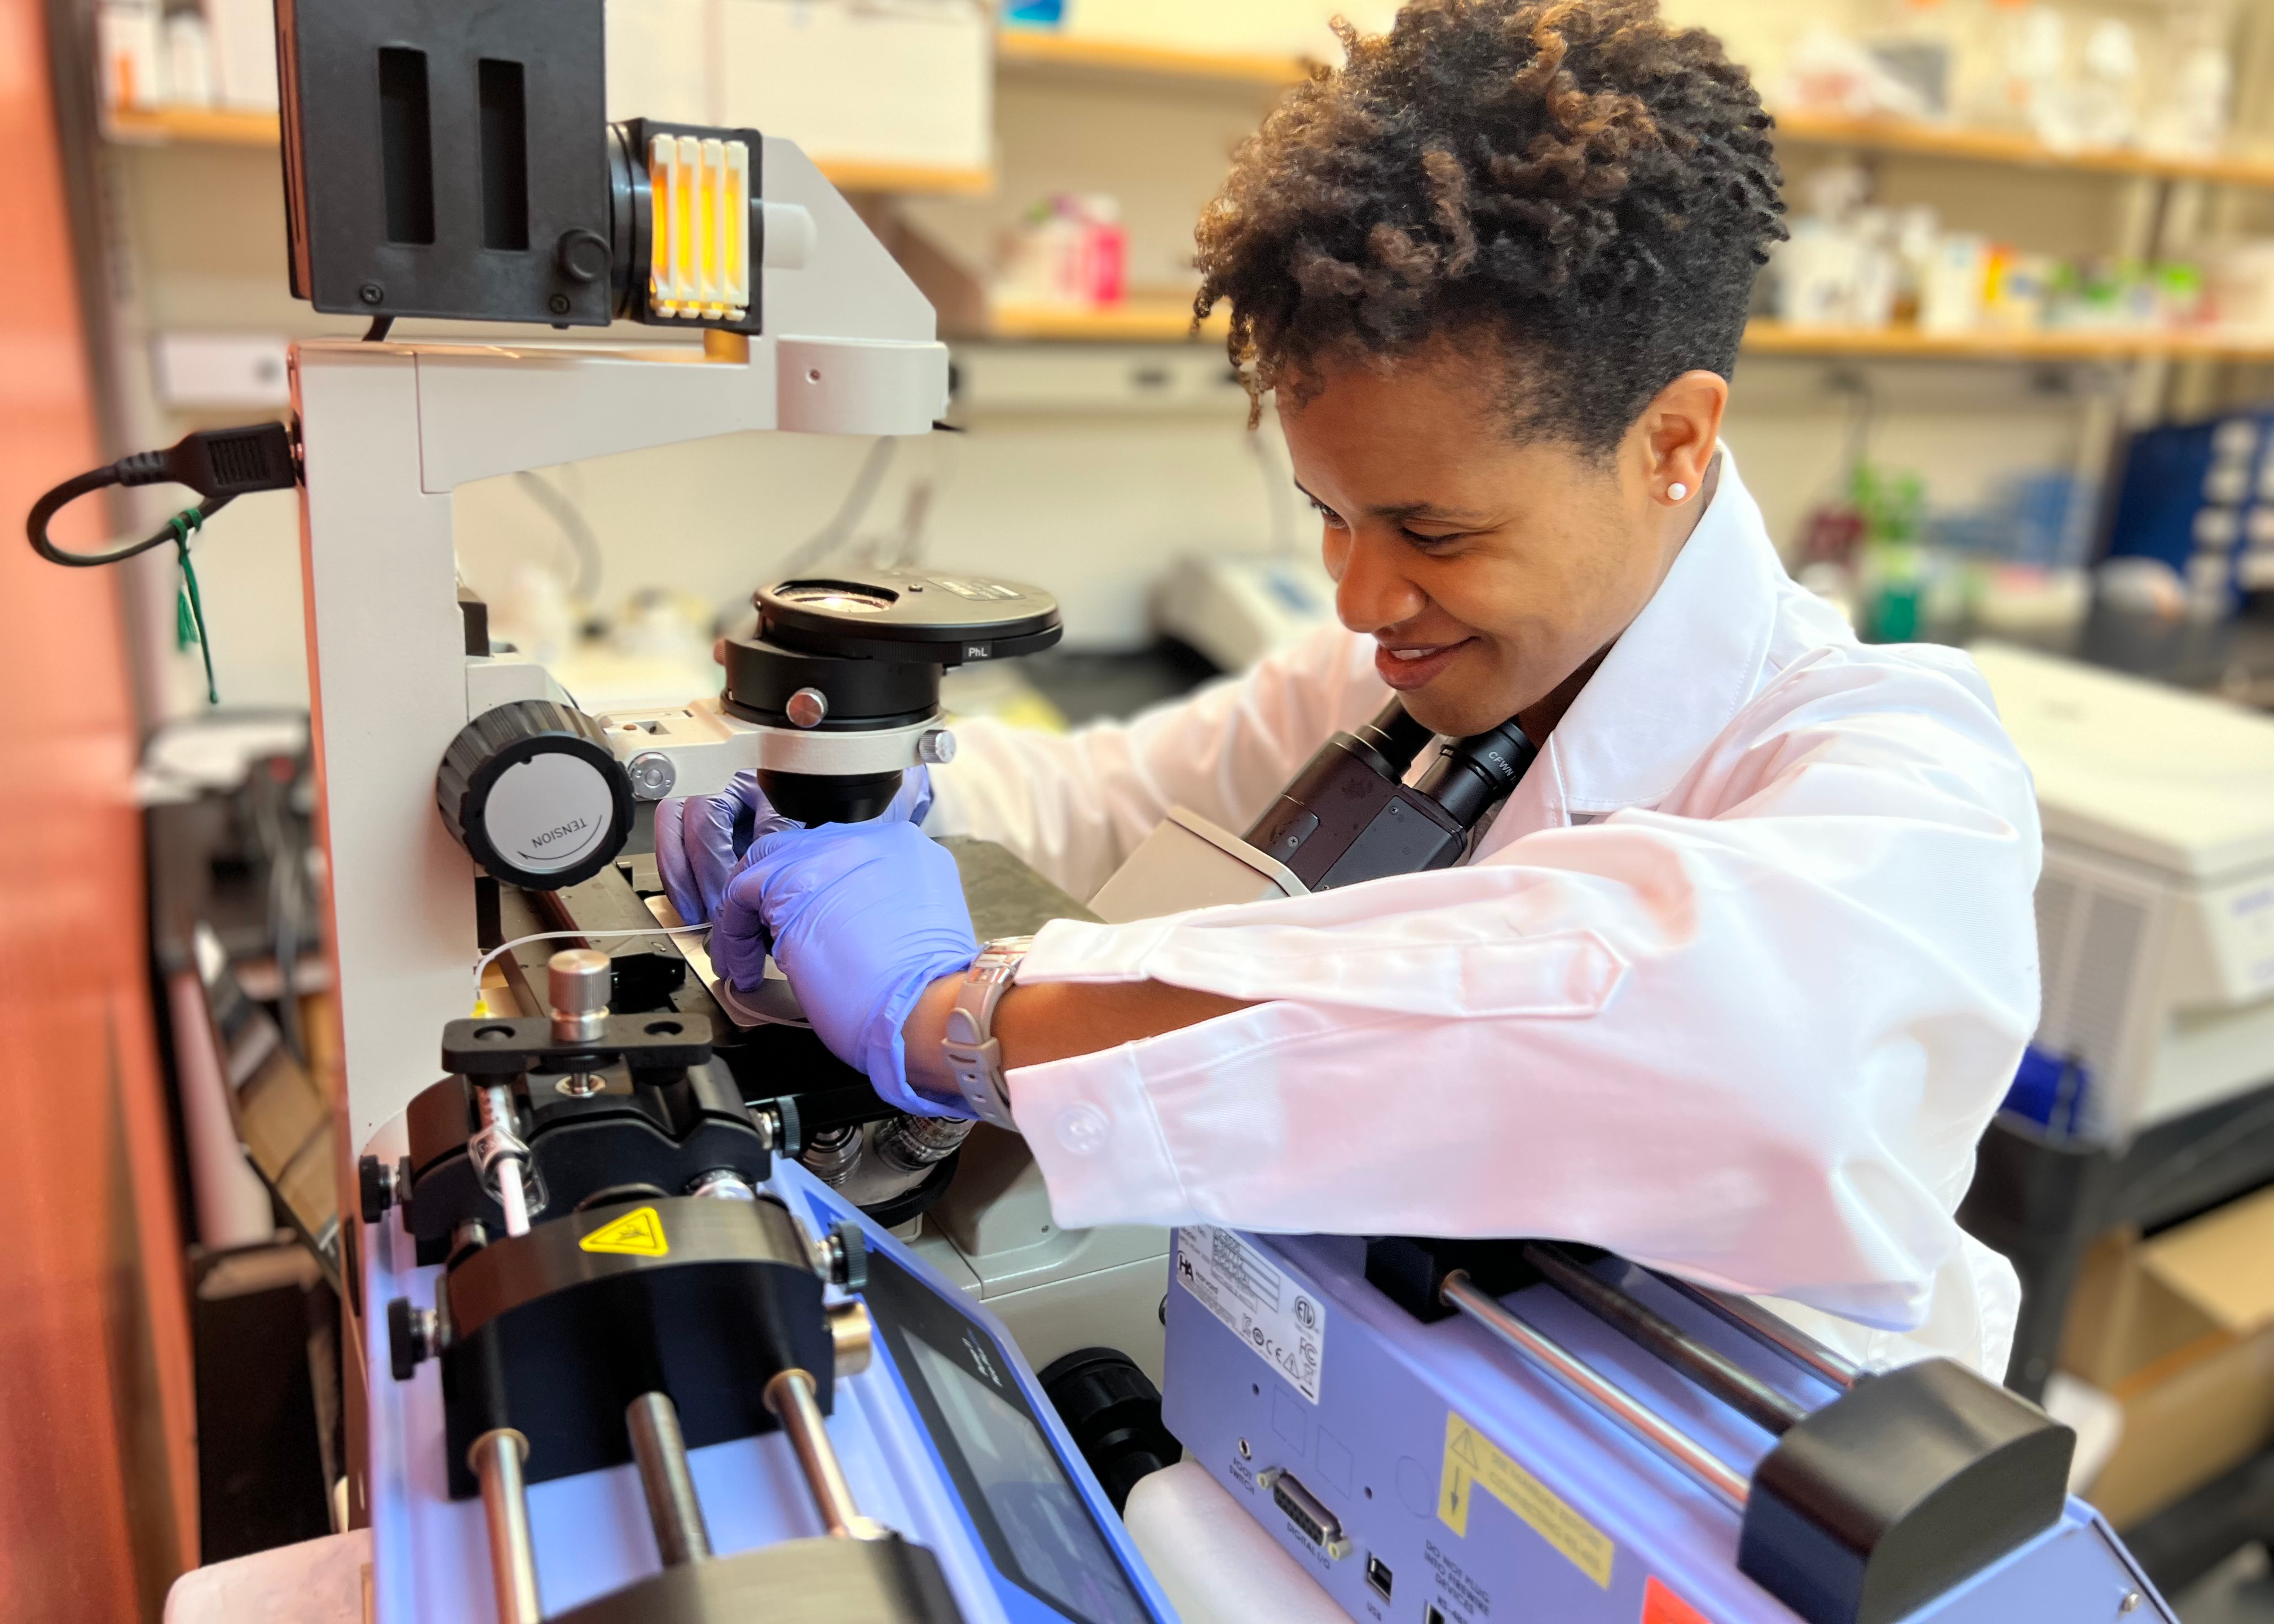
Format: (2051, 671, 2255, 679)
(1174, 1226, 1326, 1404)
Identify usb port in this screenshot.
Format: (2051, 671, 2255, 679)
(1365, 1554, 1394, 1599)
(1257, 1468, 1352, 1559)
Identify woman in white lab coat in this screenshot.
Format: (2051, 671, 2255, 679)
(660, 0, 2037, 1376)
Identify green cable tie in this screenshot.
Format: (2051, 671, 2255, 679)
(168, 507, 218, 705)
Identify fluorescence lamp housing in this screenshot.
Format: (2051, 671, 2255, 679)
(276, 0, 763, 334)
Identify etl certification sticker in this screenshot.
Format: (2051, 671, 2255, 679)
(1174, 1226, 1326, 1402)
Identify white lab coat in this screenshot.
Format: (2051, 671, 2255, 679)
(926, 449, 2034, 1377)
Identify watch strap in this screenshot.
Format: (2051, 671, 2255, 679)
(941, 937, 1034, 1128)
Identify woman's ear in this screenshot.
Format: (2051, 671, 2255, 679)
(1636, 370, 1729, 505)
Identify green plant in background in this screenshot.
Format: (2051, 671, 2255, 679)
(1849, 461, 1929, 641)
(1849, 462, 1927, 548)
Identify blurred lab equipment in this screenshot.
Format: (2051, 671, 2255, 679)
(1972, 642, 2274, 1143)
(2103, 411, 2274, 621)
(997, 192, 1129, 310)
(1153, 552, 1337, 672)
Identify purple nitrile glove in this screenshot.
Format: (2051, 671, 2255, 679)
(714, 819, 978, 1116)
(654, 766, 934, 925)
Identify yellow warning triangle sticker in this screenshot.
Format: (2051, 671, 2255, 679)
(580, 1206, 668, 1258)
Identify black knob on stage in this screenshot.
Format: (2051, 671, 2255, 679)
(435, 699, 635, 889)
(1038, 1347, 1178, 1513)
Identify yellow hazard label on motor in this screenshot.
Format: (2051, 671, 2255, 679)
(579, 1206, 668, 1258)
(1438, 1409, 1615, 1588)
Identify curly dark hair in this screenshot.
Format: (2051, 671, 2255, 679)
(1195, 0, 1784, 454)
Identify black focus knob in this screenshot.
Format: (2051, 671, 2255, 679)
(827, 1221, 868, 1291)
(554, 227, 610, 285)
(358, 1154, 393, 1224)
(387, 1297, 435, 1382)
(435, 699, 634, 890)
(1038, 1347, 1179, 1513)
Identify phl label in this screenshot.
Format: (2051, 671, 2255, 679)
(1174, 1226, 1326, 1403)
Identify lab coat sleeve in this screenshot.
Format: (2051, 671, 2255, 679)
(922, 625, 1387, 901)
(1002, 650, 2043, 1335)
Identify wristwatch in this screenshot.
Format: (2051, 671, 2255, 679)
(941, 936, 1035, 1129)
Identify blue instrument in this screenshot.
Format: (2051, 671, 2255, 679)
(1161, 1228, 2174, 1624)
(363, 1153, 1173, 1623)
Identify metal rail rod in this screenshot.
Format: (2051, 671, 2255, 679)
(627, 1391, 712, 1567)
(765, 1367, 873, 1538)
(1441, 1272, 1751, 1510)
(1524, 1244, 1807, 1436)
(1651, 1270, 1861, 1391)
(470, 1428, 542, 1624)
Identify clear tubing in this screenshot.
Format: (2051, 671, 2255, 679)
(478, 1084, 531, 1238)
(1440, 1271, 1751, 1510)
(469, 923, 711, 1014)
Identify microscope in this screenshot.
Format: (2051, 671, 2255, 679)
(248, 0, 1166, 1617)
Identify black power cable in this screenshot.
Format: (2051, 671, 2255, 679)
(26, 423, 299, 701)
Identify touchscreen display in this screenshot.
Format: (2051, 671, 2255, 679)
(904, 1331, 1151, 1624)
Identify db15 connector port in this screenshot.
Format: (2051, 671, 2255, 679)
(1256, 1468, 1352, 1560)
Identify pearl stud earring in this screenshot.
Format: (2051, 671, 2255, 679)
(1667, 482, 1690, 502)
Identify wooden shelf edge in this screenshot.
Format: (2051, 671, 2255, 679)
(984, 300, 1228, 342)
(996, 29, 1309, 87)
(1743, 320, 2274, 363)
(813, 157, 994, 197)
(1772, 108, 2274, 190)
(102, 106, 995, 197)
(104, 103, 279, 146)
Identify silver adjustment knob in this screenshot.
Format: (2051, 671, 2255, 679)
(916, 728, 956, 765)
(548, 948, 611, 1045)
(786, 687, 829, 729)
(626, 751, 677, 800)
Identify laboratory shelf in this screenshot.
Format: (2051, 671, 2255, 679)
(979, 310, 2274, 358)
(104, 104, 279, 146)
(1742, 319, 2274, 364)
(994, 30, 1310, 88)
(985, 298, 1228, 342)
(99, 104, 995, 196)
(1771, 108, 2274, 191)
(804, 157, 994, 196)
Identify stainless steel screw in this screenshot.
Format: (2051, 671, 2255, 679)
(786, 687, 829, 728)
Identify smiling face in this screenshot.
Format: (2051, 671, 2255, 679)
(1279, 341, 1730, 739)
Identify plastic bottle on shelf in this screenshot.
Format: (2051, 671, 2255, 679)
(2142, 3, 2233, 159)
(1920, 233, 1989, 334)
(1868, 0, 1965, 120)
(163, 8, 217, 107)
(2069, 17, 2139, 151)
(1969, 0, 2064, 138)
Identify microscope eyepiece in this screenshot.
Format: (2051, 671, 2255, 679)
(1347, 699, 1436, 782)
(1417, 720, 1539, 830)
